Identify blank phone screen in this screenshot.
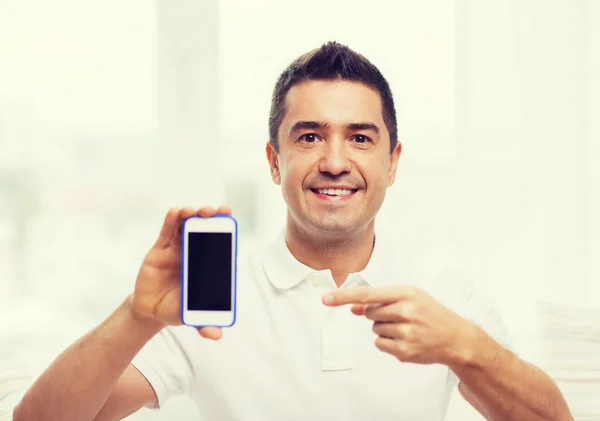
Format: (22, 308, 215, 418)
(187, 232, 233, 311)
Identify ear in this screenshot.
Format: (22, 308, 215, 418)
(266, 142, 281, 185)
(387, 142, 402, 187)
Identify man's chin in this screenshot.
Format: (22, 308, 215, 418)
(306, 217, 357, 234)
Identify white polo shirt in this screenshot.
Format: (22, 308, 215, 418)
(131, 230, 511, 421)
(0, 346, 30, 421)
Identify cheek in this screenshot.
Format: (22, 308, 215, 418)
(278, 165, 304, 206)
(280, 154, 313, 188)
(360, 157, 390, 188)
(279, 164, 298, 189)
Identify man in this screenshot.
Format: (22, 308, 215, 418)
(14, 42, 572, 421)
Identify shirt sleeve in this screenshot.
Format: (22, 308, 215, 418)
(434, 266, 513, 347)
(428, 266, 514, 388)
(131, 325, 200, 409)
(0, 347, 31, 421)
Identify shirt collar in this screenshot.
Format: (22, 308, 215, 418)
(261, 228, 392, 290)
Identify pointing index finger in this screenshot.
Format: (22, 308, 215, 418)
(322, 286, 409, 306)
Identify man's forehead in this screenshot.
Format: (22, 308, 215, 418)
(283, 80, 384, 127)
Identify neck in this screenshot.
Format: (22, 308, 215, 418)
(285, 217, 375, 288)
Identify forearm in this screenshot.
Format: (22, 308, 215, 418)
(13, 297, 164, 421)
(449, 324, 573, 421)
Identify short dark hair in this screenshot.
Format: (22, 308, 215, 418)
(268, 41, 398, 154)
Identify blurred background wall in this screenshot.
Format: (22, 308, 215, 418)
(0, 0, 598, 419)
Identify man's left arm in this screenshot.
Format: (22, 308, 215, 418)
(323, 286, 573, 421)
(451, 320, 572, 421)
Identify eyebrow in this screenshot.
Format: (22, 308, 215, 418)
(346, 122, 380, 134)
(289, 121, 330, 136)
(288, 121, 380, 136)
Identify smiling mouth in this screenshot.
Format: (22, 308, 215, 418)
(310, 188, 358, 197)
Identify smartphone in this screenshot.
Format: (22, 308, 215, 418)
(181, 215, 238, 327)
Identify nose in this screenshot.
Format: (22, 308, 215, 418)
(318, 138, 352, 176)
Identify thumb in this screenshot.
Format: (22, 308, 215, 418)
(197, 327, 223, 340)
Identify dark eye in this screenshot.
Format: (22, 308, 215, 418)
(300, 133, 318, 143)
(353, 134, 369, 143)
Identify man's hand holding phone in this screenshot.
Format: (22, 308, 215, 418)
(129, 206, 232, 340)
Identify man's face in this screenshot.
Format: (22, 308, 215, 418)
(267, 80, 401, 236)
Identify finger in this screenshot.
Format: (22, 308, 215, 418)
(170, 207, 197, 245)
(215, 204, 232, 215)
(197, 206, 217, 217)
(351, 303, 367, 315)
(375, 336, 414, 362)
(180, 206, 197, 220)
(198, 327, 223, 340)
(374, 336, 397, 355)
(364, 302, 409, 322)
(372, 321, 405, 339)
(323, 286, 410, 306)
(154, 208, 181, 249)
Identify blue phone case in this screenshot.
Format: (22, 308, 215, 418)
(181, 214, 238, 328)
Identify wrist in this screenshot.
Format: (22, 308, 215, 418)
(444, 320, 485, 370)
(91, 297, 166, 357)
(123, 295, 166, 336)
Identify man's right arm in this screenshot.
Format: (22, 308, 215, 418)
(13, 206, 230, 421)
(13, 298, 162, 421)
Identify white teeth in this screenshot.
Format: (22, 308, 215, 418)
(317, 188, 354, 196)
